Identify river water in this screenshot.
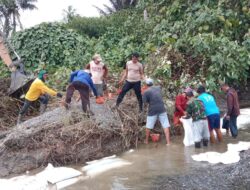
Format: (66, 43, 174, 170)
(64, 109, 250, 190)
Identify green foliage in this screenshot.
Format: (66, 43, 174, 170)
(11, 23, 89, 72)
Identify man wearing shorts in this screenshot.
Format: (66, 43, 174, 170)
(185, 90, 210, 148)
(143, 78, 171, 145)
(197, 85, 222, 143)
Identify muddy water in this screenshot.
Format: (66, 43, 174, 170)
(65, 109, 250, 190)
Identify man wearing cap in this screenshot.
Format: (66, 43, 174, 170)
(184, 90, 210, 148)
(64, 69, 98, 113)
(17, 70, 63, 124)
(85, 54, 108, 97)
(173, 88, 191, 135)
(143, 78, 171, 145)
(197, 85, 222, 143)
(221, 83, 240, 138)
(115, 52, 144, 112)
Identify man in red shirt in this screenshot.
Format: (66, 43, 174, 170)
(173, 88, 192, 135)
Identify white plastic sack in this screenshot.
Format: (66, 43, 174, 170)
(180, 117, 195, 146)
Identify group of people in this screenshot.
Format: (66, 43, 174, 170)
(17, 52, 240, 149)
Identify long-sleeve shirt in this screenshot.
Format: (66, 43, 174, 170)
(70, 70, 97, 96)
(186, 99, 206, 122)
(174, 94, 188, 117)
(226, 88, 240, 116)
(25, 78, 57, 101)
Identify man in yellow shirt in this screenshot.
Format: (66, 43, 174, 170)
(17, 70, 63, 124)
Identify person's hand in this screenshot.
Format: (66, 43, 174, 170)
(118, 80, 123, 86)
(57, 92, 63, 98)
(183, 111, 187, 116)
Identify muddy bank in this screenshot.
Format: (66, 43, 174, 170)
(151, 149, 250, 190)
(0, 98, 142, 177)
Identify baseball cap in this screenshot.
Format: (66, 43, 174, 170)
(145, 78, 154, 85)
(184, 87, 193, 93)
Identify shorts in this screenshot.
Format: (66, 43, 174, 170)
(94, 84, 103, 96)
(207, 114, 220, 131)
(193, 119, 210, 142)
(146, 112, 170, 129)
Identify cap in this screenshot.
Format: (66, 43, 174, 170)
(38, 70, 47, 80)
(184, 87, 193, 93)
(145, 78, 154, 85)
(92, 54, 102, 62)
(186, 91, 194, 97)
(197, 85, 206, 94)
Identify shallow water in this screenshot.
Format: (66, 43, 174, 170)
(64, 109, 250, 190)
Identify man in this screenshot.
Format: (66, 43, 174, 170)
(85, 54, 108, 97)
(65, 69, 98, 113)
(197, 85, 222, 143)
(185, 91, 210, 148)
(143, 78, 171, 145)
(17, 70, 63, 124)
(115, 52, 144, 112)
(221, 84, 240, 138)
(173, 88, 191, 135)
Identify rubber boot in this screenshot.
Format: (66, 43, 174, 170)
(215, 129, 223, 142)
(210, 131, 216, 144)
(40, 104, 47, 114)
(17, 114, 23, 125)
(203, 139, 208, 147)
(195, 141, 201, 148)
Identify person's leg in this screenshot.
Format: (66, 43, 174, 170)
(213, 114, 222, 142)
(133, 81, 143, 112)
(207, 115, 216, 143)
(65, 83, 75, 109)
(75, 82, 90, 112)
(116, 81, 133, 107)
(145, 115, 157, 144)
(18, 99, 32, 124)
(39, 94, 49, 114)
(229, 116, 238, 138)
(158, 112, 171, 145)
(94, 84, 103, 97)
(193, 120, 202, 148)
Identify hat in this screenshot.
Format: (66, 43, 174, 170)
(186, 91, 194, 97)
(145, 78, 154, 85)
(184, 87, 193, 93)
(38, 70, 47, 80)
(92, 54, 102, 62)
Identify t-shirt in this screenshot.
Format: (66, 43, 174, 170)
(126, 61, 143, 82)
(198, 93, 220, 116)
(143, 86, 166, 116)
(89, 61, 105, 84)
(186, 99, 206, 121)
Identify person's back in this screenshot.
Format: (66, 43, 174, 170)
(198, 92, 219, 116)
(72, 70, 91, 86)
(227, 88, 240, 116)
(186, 99, 206, 122)
(143, 86, 166, 116)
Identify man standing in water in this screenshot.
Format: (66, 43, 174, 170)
(143, 78, 171, 145)
(115, 52, 144, 112)
(221, 83, 240, 138)
(197, 85, 223, 143)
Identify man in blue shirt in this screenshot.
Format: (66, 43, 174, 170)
(64, 69, 98, 113)
(197, 85, 222, 143)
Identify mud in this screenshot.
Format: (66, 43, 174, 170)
(151, 149, 250, 190)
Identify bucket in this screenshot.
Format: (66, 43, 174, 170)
(150, 134, 160, 142)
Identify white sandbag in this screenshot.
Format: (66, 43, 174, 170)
(82, 155, 132, 178)
(180, 117, 195, 146)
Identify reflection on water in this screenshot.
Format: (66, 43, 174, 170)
(64, 110, 250, 190)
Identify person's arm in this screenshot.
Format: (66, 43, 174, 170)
(119, 66, 128, 85)
(87, 77, 98, 97)
(185, 103, 192, 119)
(142, 92, 149, 104)
(226, 93, 234, 117)
(103, 65, 108, 79)
(39, 82, 57, 97)
(139, 64, 144, 80)
(85, 63, 90, 69)
(175, 96, 185, 115)
(69, 70, 79, 83)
